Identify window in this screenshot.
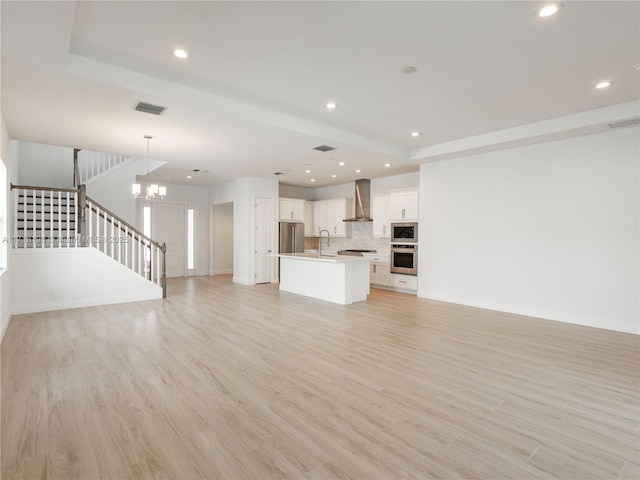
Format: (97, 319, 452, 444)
(187, 207, 195, 271)
(143, 205, 152, 267)
(0, 160, 7, 270)
(143, 206, 151, 238)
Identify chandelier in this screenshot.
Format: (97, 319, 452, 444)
(132, 135, 166, 199)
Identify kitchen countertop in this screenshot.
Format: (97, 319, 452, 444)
(274, 252, 369, 263)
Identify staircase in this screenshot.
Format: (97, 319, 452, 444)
(11, 183, 166, 300)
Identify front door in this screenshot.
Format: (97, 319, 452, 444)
(153, 202, 186, 278)
(254, 197, 273, 284)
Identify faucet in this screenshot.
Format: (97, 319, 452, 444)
(318, 229, 330, 256)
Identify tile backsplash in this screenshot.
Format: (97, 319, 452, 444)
(304, 222, 390, 253)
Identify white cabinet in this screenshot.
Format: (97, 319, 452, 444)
(279, 198, 304, 221)
(364, 253, 390, 286)
(390, 190, 419, 220)
(313, 201, 327, 235)
(389, 273, 418, 291)
(371, 264, 390, 285)
(372, 194, 391, 237)
(313, 198, 351, 237)
(327, 199, 348, 237)
(303, 202, 314, 237)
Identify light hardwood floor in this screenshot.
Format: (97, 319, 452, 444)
(2, 276, 639, 479)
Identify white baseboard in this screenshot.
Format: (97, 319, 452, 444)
(232, 276, 253, 286)
(214, 269, 233, 275)
(419, 290, 639, 335)
(371, 284, 417, 295)
(11, 291, 162, 316)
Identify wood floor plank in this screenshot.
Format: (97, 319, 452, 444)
(1, 275, 638, 479)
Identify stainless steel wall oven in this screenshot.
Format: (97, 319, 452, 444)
(391, 243, 417, 275)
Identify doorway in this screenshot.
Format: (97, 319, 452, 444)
(212, 203, 233, 276)
(254, 196, 273, 284)
(152, 202, 186, 278)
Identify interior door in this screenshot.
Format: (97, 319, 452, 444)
(152, 202, 186, 278)
(254, 196, 274, 284)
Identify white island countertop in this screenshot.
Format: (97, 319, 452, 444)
(274, 252, 369, 263)
(275, 253, 370, 304)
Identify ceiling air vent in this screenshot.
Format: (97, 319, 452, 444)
(134, 101, 167, 116)
(313, 144, 336, 152)
(608, 117, 640, 129)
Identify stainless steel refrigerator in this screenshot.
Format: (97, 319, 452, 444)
(279, 222, 304, 254)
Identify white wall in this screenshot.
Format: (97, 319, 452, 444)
(419, 127, 639, 334)
(213, 204, 233, 274)
(11, 248, 162, 314)
(279, 184, 315, 200)
(371, 171, 419, 195)
(89, 160, 140, 225)
(17, 141, 74, 188)
(313, 182, 354, 201)
(210, 177, 278, 285)
(0, 116, 12, 342)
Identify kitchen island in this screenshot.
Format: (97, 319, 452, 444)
(275, 253, 370, 305)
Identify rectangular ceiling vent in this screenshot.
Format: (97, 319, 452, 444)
(313, 144, 336, 152)
(608, 117, 640, 129)
(134, 101, 167, 116)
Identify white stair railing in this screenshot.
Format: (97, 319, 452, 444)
(77, 150, 131, 184)
(85, 196, 166, 296)
(12, 185, 78, 248)
(10, 184, 166, 297)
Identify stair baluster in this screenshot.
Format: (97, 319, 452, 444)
(11, 184, 166, 297)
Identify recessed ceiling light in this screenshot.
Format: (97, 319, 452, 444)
(355, 169, 361, 173)
(595, 81, 613, 89)
(325, 102, 338, 110)
(338, 161, 345, 166)
(186, 175, 192, 179)
(537, 3, 561, 17)
(331, 174, 337, 178)
(384, 163, 391, 168)
(411, 131, 421, 137)
(305, 169, 311, 174)
(402, 66, 417, 75)
(635, 64, 640, 72)
(310, 179, 316, 182)
(173, 49, 189, 59)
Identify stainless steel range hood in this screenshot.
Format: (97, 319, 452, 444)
(344, 179, 373, 222)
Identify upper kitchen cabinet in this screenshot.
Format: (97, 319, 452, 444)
(279, 198, 305, 222)
(314, 198, 352, 237)
(372, 194, 391, 238)
(390, 190, 419, 221)
(313, 201, 327, 235)
(303, 201, 314, 237)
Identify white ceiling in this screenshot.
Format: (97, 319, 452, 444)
(2, 1, 639, 187)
